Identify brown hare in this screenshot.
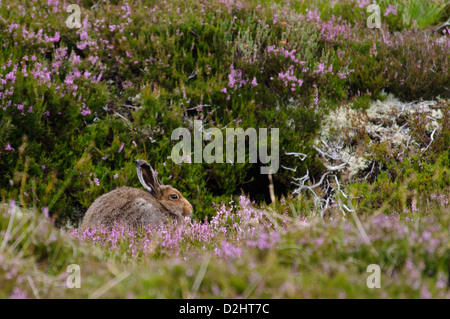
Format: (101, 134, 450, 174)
(80, 159, 193, 231)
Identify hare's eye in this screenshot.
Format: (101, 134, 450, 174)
(170, 194, 179, 200)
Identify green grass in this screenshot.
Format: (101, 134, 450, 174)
(1, 193, 449, 298)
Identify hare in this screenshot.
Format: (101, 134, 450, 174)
(80, 159, 193, 232)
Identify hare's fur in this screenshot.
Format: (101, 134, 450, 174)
(80, 160, 193, 231)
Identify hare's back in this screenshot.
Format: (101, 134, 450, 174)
(81, 186, 166, 231)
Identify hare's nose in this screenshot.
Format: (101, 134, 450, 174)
(185, 202, 194, 218)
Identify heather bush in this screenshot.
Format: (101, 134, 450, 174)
(1, 0, 448, 222)
(1, 193, 448, 298)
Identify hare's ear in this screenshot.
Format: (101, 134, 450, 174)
(136, 159, 161, 195)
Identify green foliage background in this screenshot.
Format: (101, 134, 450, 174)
(0, 0, 448, 225)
